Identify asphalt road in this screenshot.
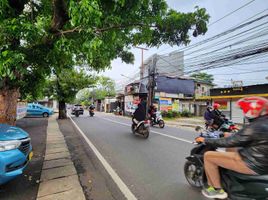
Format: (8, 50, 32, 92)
(70, 112, 206, 200)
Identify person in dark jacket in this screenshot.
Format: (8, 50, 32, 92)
(148, 105, 157, 123)
(204, 106, 214, 124)
(196, 96, 268, 199)
(133, 98, 146, 122)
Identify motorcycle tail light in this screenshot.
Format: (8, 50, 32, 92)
(144, 120, 150, 124)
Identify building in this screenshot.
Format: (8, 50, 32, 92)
(124, 75, 213, 115)
(141, 51, 184, 78)
(198, 83, 268, 123)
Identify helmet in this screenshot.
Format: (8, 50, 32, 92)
(236, 97, 268, 119)
(207, 106, 213, 111)
(213, 103, 221, 109)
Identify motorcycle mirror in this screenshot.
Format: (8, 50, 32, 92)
(195, 126, 203, 133)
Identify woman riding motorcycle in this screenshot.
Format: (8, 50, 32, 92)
(196, 96, 268, 199)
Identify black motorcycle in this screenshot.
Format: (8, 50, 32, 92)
(131, 117, 150, 139)
(184, 143, 268, 200)
(89, 109, 94, 117)
(75, 109, 80, 117)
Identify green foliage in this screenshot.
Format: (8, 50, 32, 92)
(162, 110, 193, 118)
(44, 69, 96, 103)
(190, 72, 214, 84)
(181, 110, 193, 117)
(0, 0, 209, 100)
(76, 76, 116, 102)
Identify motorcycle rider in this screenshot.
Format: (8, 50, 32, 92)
(212, 103, 225, 119)
(204, 106, 214, 126)
(132, 98, 147, 126)
(196, 96, 268, 199)
(148, 105, 157, 124)
(89, 104, 95, 114)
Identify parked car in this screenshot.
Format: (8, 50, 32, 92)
(71, 104, 84, 115)
(27, 103, 54, 117)
(0, 124, 33, 185)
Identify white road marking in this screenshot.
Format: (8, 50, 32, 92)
(100, 117, 192, 144)
(68, 114, 137, 200)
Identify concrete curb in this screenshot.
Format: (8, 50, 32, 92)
(37, 115, 86, 200)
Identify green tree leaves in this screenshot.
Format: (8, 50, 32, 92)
(190, 72, 214, 84)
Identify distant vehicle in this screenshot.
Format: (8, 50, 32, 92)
(71, 104, 84, 115)
(27, 103, 54, 117)
(150, 111, 165, 128)
(0, 124, 33, 185)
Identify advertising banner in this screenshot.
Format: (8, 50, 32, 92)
(214, 100, 228, 110)
(159, 98, 172, 111)
(125, 95, 139, 114)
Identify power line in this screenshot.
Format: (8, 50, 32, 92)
(155, 8, 268, 55)
(208, 0, 256, 27)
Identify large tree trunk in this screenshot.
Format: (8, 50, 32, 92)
(0, 88, 19, 125)
(58, 100, 67, 119)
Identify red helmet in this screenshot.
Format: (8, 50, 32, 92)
(236, 97, 268, 119)
(213, 103, 221, 109)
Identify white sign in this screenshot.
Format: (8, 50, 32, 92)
(17, 102, 27, 120)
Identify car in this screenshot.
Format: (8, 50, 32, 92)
(71, 104, 84, 115)
(0, 124, 33, 185)
(27, 103, 54, 117)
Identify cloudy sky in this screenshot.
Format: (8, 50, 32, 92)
(102, 0, 268, 88)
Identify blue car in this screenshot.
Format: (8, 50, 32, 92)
(27, 103, 54, 117)
(0, 124, 33, 185)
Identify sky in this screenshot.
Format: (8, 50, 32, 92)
(102, 0, 268, 88)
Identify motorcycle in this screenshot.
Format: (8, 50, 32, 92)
(89, 109, 95, 117)
(131, 117, 150, 139)
(205, 118, 239, 133)
(184, 139, 268, 199)
(150, 111, 165, 128)
(75, 109, 80, 117)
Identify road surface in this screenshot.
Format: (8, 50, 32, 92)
(70, 112, 206, 200)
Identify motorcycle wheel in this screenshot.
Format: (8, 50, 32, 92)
(158, 120, 165, 128)
(143, 126, 149, 139)
(184, 161, 204, 188)
(131, 124, 136, 134)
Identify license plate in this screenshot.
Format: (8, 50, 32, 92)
(28, 151, 33, 161)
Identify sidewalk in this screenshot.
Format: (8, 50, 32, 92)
(164, 117, 204, 129)
(37, 115, 86, 200)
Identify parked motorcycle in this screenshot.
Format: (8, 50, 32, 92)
(131, 117, 150, 138)
(184, 141, 268, 200)
(150, 111, 165, 128)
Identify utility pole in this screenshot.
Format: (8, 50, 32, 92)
(146, 54, 157, 118)
(135, 46, 149, 79)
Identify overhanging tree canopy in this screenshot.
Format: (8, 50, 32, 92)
(0, 0, 209, 124)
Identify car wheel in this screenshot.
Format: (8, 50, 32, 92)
(43, 112, 49, 118)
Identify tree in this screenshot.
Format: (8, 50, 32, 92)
(0, 0, 209, 124)
(76, 76, 116, 102)
(190, 72, 214, 84)
(44, 68, 96, 119)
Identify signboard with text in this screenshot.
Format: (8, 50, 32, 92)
(159, 98, 172, 111)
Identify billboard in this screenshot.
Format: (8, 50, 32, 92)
(159, 98, 172, 111)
